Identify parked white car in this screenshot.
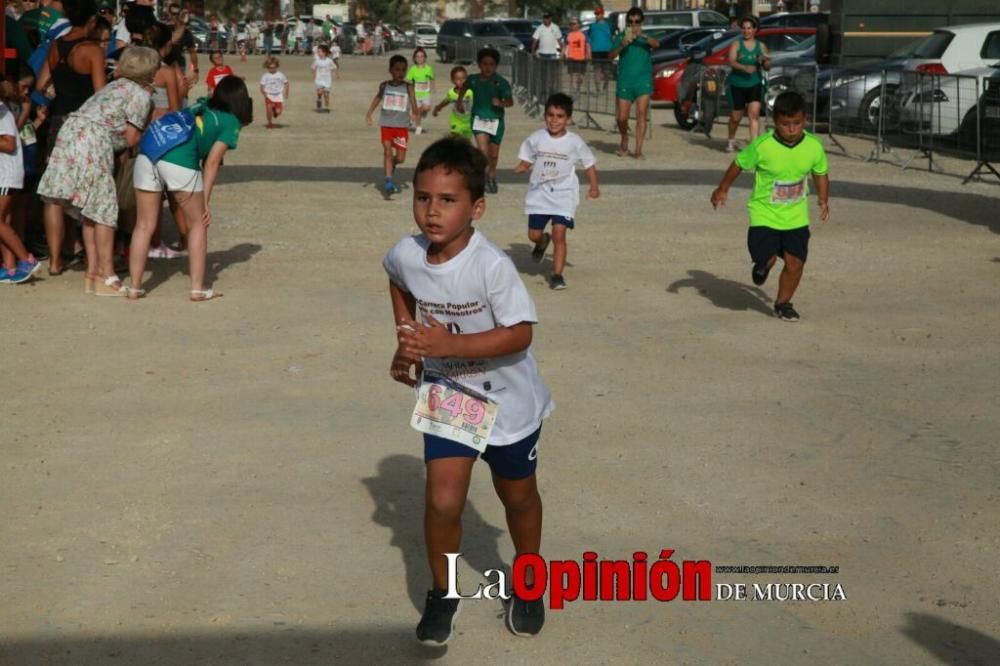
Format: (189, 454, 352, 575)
(898, 23, 1000, 135)
(414, 22, 438, 48)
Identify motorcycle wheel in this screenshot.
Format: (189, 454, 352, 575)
(674, 102, 698, 130)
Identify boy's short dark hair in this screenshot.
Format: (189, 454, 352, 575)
(209, 75, 253, 126)
(450, 65, 467, 79)
(772, 91, 807, 119)
(414, 137, 487, 201)
(477, 47, 500, 65)
(209, 49, 224, 58)
(545, 92, 573, 116)
(389, 54, 408, 69)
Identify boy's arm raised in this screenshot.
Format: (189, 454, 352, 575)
(397, 315, 532, 360)
(711, 161, 743, 210)
(814, 172, 830, 221)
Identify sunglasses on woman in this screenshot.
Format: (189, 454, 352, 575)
(627, 19, 643, 25)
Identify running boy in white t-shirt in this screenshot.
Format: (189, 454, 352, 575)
(383, 137, 553, 646)
(312, 44, 336, 112)
(515, 93, 599, 290)
(259, 56, 289, 129)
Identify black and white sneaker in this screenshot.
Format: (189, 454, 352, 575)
(774, 302, 800, 322)
(531, 233, 550, 263)
(549, 274, 567, 290)
(416, 589, 461, 647)
(506, 593, 545, 637)
(485, 177, 498, 194)
(751, 262, 771, 286)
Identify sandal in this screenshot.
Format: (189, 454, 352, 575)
(126, 287, 146, 300)
(190, 289, 222, 302)
(94, 275, 126, 297)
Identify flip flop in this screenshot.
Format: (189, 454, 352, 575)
(126, 287, 146, 300)
(190, 289, 222, 302)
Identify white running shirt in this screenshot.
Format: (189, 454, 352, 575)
(260, 71, 288, 103)
(382, 230, 554, 445)
(313, 57, 336, 88)
(518, 129, 596, 218)
(0, 104, 24, 190)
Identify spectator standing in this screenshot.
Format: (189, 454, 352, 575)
(587, 6, 613, 90)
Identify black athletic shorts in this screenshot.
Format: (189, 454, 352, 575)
(747, 225, 810, 265)
(728, 83, 762, 111)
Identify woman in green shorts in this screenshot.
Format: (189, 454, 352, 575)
(726, 16, 770, 153)
(609, 7, 659, 159)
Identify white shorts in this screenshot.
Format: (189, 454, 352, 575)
(133, 154, 204, 193)
(316, 83, 331, 92)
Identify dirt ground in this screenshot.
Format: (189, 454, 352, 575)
(2, 53, 998, 665)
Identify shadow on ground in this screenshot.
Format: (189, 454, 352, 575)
(667, 269, 772, 315)
(362, 454, 506, 613)
(138, 243, 262, 295)
(219, 167, 1000, 234)
(0, 627, 447, 665)
(506, 242, 575, 277)
(902, 612, 1000, 666)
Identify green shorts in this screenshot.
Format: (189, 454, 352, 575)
(616, 81, 653, 102)
(471, 116, 505, 145)
(450, 120, 473, 139)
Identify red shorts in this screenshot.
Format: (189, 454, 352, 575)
(266, 99, 283, 115)
(380, 126, 408, 151)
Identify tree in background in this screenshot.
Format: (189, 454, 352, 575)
(356, 0, 413, 25)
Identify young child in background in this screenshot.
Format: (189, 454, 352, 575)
(260, 56, 289, 129)
(329, 41, 341, 76)
(205, 50, 234, 95)
(312, 44, 336, 112)
(366, 54, 419, 199)
(405, 47, 434, 134)
(458, 47, 513, 194)
(0, 85, 39, 284)
(432, 65, 473, 139)
(515, 93, 599, 291)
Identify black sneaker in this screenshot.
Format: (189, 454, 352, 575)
(531, 233, 550, 263)
(416, 589, 461, 646)
(485, 178, 498, 194)
(774, 302, 800, 321)
(751, 262, 771, 286)
(506, 593, 545, 637)
(549, 274, 567, 290)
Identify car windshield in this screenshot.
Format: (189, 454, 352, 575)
(474, 22, 512, 37)
(691, 29, 738, 53)
(503, 21, 534, 33)
(416, 26, 436, 35)
(911, 31, 954, 59)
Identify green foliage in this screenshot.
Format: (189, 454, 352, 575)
(357, 0, 413, 25)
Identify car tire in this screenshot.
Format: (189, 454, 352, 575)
(859, 84, 898, 133)
(673, 102, 698, 130)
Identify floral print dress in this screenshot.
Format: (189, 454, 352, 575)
(38, 78, 151, 227)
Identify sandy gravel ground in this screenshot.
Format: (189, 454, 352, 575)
(1, 53, 998, 665)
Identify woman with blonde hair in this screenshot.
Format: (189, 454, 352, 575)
(37, 45, 158, 296)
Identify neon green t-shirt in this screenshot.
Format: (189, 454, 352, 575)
(446, 87, 473, 137)
(406, 64, 435, 99)
(734, 130, 828, 230)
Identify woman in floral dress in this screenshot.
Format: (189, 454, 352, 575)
(37, 46, 159, 296)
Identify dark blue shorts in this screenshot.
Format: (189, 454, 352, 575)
(424, 425, 541, 480)
(747, 225, 810, 265)
(528, 214, 574, 231)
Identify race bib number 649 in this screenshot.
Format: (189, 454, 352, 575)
(411, 374, 498, 452)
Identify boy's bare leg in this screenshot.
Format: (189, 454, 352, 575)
(43, 202, 65, 272)
(775, 252, 804, 304)
(551, 223, 568, 276)
(425, 457, 475, 589)
(382, 141, 395, 178)
(528, 228, 545, 246)
(474, 132, 490, 160)
(491, 473, 542, 583)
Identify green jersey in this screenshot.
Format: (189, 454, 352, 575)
(406, 64, 435, 99)
(161, 109, 241, 171)
(466, 73, 512, 120)
(735, 130, 828, 231)
(611, 31, 652, 88)
(446, 87, 473, 136)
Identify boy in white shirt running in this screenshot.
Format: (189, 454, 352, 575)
(383, 137, 553, 646)
(515, 93, 600, 290)
(312, 44, 336, 112)
(259, 56, 289, 129)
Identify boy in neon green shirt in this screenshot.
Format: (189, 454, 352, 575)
(405, 48, 435, 134)
(432, 65, 473, 138)
(711, 91, 830, 321)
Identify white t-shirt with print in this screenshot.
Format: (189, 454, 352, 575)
(518, 128, 596, 219)
(0, 103, 24, 190)
(533, 23, 562, 55)
(382, 230, 554, 445)
(260, 71, 288, 102)
(313, 57, 336, 88)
